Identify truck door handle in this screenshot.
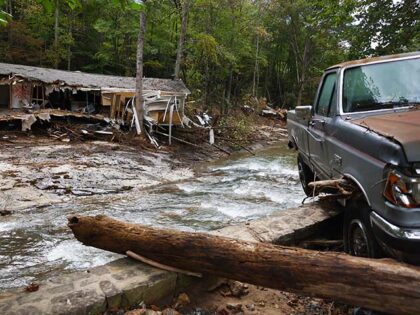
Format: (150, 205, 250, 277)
(309, 119, 325, 127)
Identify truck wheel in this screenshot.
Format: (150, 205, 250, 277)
(343, 202, 383, 258)
(297, 155, 316, 197)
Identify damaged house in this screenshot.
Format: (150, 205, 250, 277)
(0, 63, 190, 132)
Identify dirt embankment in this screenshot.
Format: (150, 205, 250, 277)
(118, 279, 353, 315)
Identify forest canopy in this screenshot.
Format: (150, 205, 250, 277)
(1, 0, 419, 109)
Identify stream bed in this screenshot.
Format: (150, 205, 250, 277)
(0, 142, 304, 291)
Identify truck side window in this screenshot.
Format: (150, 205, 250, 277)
(316, 72, 337, 116)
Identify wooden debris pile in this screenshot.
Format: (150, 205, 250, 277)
(0, 109, 138, 144)
(260, 106, 287, 121)
(308, 179, 359, 200)
(45, 121, 118, 143)
(240, 94, 287, 120)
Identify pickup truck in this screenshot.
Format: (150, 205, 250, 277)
(287, 52, 420, 264)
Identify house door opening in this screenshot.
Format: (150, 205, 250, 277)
(0, 85, 10, 110)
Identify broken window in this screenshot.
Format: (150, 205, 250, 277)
(32, 84, 45, 107)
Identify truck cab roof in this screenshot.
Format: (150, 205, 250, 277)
(326, 51, 420, 70)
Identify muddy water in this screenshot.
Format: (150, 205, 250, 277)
(0, 143, 304, 290)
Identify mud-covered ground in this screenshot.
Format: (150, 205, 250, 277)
(121, 280, 353, 315)
(0, 137, 194, 213)
(184, 282, 352, 315)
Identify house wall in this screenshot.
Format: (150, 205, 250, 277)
(11, 82, 31, 109)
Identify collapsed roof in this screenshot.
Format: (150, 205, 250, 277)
(0, 62, 190, 95)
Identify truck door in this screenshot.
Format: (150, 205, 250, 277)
(308, 71, 337, 178)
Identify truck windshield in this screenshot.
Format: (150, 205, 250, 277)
(342, 57, 420, 113)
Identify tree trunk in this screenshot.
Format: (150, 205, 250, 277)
(54, 0, 59, 69)
(296, 81, 304, 107)
(204, 60, 210, 109)
(69, 215, 420, 315)
(67, 12, 73, 71)
(7, 0, 12, 15)
(252, 34, 259, 97)
(174, 0, 188, 79)
(295, 37, 311, 107)
(226, 69, 233, 104)
(135, 8, 147, 136)
(252, 1, 262, 98)
(226, 3, 236, 104)
(6, 1, 12, 55)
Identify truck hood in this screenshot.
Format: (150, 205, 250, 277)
(352, 109, 420, 162)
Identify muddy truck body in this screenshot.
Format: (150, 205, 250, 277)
(287, 52, 420, 264)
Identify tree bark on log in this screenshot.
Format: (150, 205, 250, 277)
(68, 215, 420, 315)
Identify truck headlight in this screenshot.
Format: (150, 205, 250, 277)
(384, 170, 420, 208)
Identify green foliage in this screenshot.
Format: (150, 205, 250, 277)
(0, 0, 418, 109)
(36, 0, 81, 13)
(217, 112, 254, 145)
(0, 11, 11, 26)
(0, 0, 11, 26)
(347, 0, 420, 58)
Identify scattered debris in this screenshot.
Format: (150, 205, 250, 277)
(217, 309, 229, 315)
(173, 292, 191, 309)
(195, 112, 212, 127)
(124, 307, 182, 315)
(245, 303, 255, 311)
(226, 303, 243, 313)
(161, 308, 181, 315)
(260, 106, 287, 121)
(0, 209, 12, 216)
(25, 283, 39, 292)
(241, 105, 255, 115)
(220, 281, 249, 298)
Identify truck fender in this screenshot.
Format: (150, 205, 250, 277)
(343, 173, 372, 207)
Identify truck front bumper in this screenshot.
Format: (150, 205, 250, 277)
(370, 211, 420, 265)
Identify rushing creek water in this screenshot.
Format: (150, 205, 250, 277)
(0, 143, 304, 290)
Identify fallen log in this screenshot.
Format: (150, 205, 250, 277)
(68, 215, 420, 315)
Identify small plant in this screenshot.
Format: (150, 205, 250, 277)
(217, 112, 254, 147)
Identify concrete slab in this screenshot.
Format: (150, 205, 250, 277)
(212, 201, 342, 245)
(0, 259, 177, 315)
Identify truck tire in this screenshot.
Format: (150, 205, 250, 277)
(343, 200, 383, 258)
(297, 155, 316, 197)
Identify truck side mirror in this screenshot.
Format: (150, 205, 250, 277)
(295, 105, 312, 121)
